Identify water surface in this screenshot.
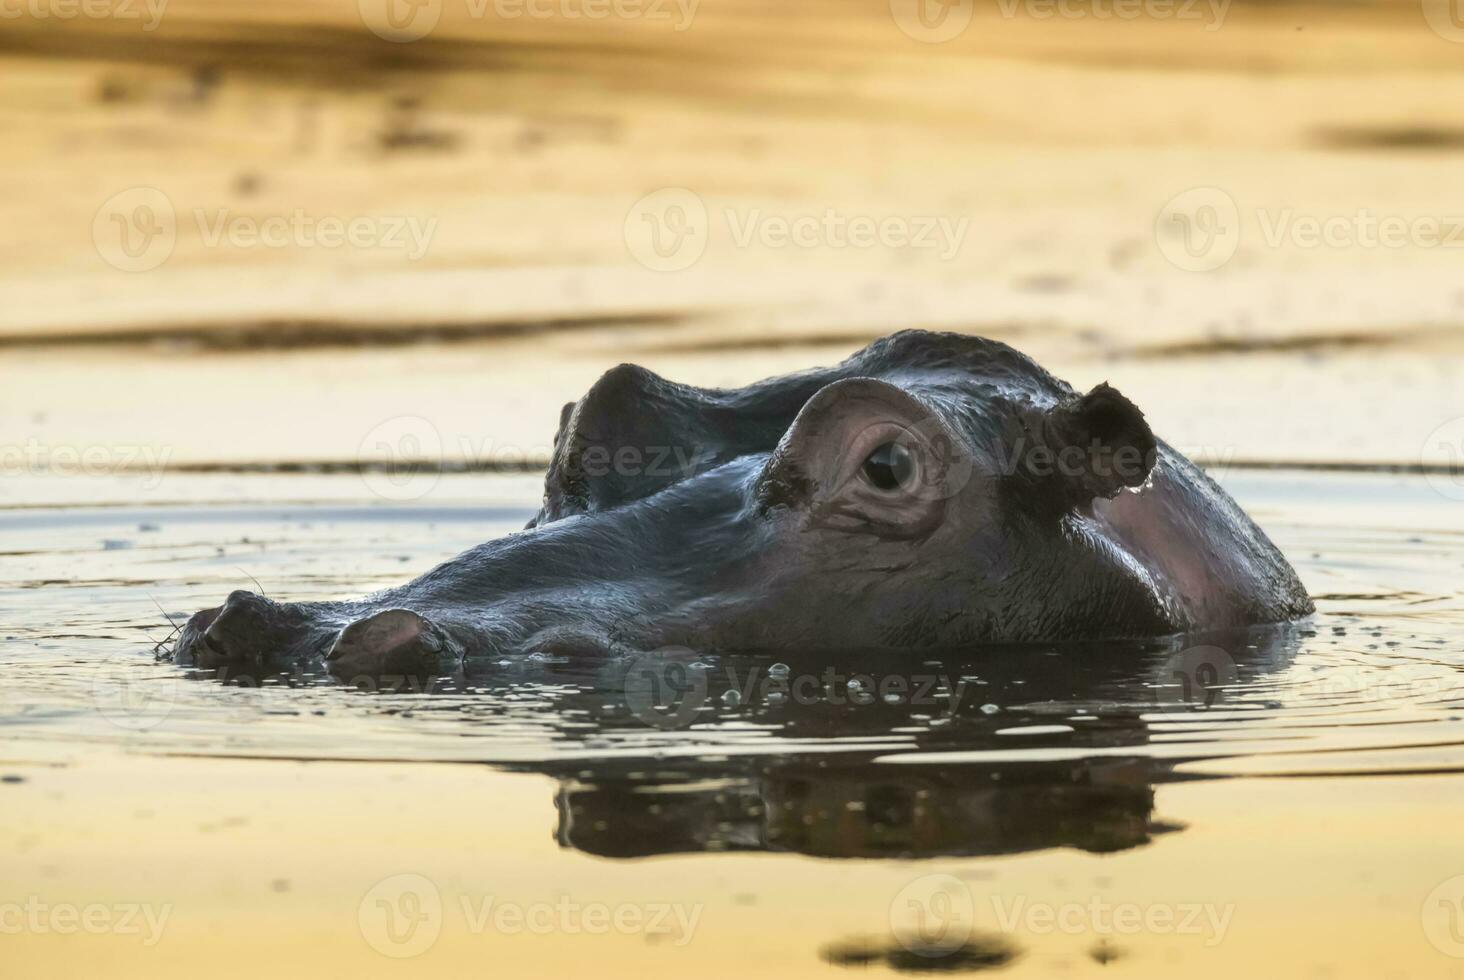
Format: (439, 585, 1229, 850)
(2, 469, 1462, 977)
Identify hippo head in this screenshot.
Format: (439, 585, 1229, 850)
(173, 332, 1304, 679)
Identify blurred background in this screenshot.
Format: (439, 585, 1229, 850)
(3, 0, 1463, 498)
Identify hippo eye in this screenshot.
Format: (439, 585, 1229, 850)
(861, 441, 914, 492)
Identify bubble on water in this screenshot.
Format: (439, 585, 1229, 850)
(980, 703, 1000, 715)
(768, 662, 790, 679)
(720, 689, 741, 707)
(847, 678, 865, 692)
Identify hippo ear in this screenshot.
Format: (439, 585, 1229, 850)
(1014, 383, 1157, 508)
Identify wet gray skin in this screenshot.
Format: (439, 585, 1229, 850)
(170, 331, 1313, 679)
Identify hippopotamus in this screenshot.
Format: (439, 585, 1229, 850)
(171, 330, 1312, 677)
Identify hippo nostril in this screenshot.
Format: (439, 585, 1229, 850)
(187, 590, 301, 668)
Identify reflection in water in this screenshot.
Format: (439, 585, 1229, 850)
(820, 932, 1022, 973)
(488, 626, 1307, 861)
(548, 757, 1173, 860)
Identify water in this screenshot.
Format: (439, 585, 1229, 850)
(3, 469, 1463, 977)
